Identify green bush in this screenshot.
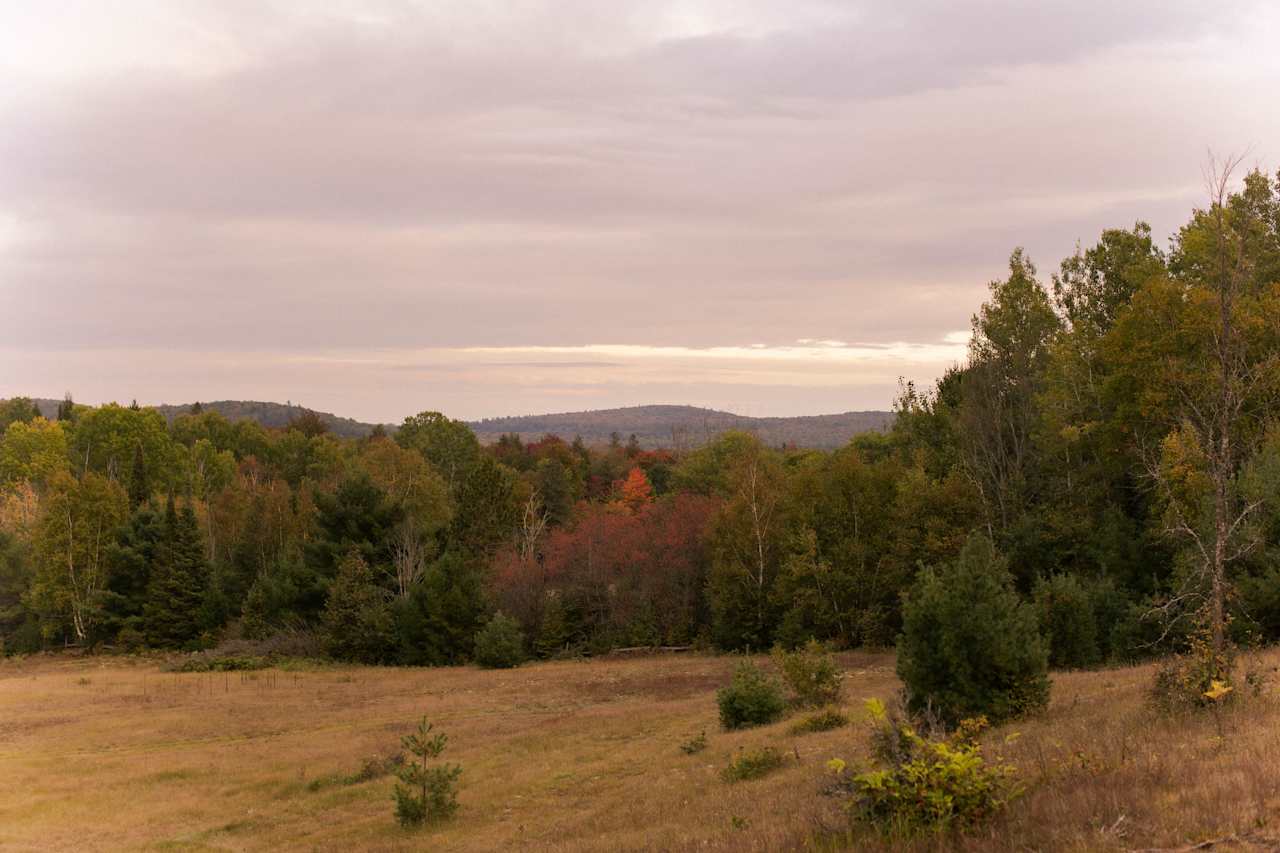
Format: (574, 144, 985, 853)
(772, 640, 843, 707)
(790, 707, 849, 735)
(172, 654, 268, 673)
(830, 699, 1017, 834)
(472, 612, 526, 669)
(392, 717, 461, 828)
(1150, 622, 1237, 714)
(721, 746, 786, 782)
(1032, 573, 1099, 668)
(716, 661, 787, 730)
(897, 535, 1050, 725)
(679, 731, 708, 755)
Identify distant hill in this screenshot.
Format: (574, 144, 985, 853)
(25, 399, 893, 449)
(467, 405, 894, 450)
(32, 398, 382, 439)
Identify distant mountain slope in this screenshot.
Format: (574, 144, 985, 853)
(25, 398, 893, 449)
(32, 398, 381, 439)
(467, 405, 894, 449)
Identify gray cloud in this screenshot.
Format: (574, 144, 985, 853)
(1, 0, 1276, 420)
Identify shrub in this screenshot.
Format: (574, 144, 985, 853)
(392, 717, 462, 828)
(772, 640, 843, 707)
(1150, 621, 1237, 714)
(716, 661, 787, 730)
(830, 699, 1017, 834)
(897, 535, 1050, 725)
(721, 746, 786, 782)
(679, 731, 708, 755)
(171, 654, 268, 673)
(472, 612, 526, 669)
(790, 708, 849, 735)
(1032, 573, 1099, 669)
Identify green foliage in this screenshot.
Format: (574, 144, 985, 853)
(716, 661, 787, 730)
(1150, 621, 1237, 714)
(143, 501, 210, 649)
(392, 716, 461, 829)
(720, 746, 785, 783)
(322, 550, 394, 664)
(393, 551, 488, 666)
(679, 731, 708, 755)
(790, 708, 849, 735)
(1032, 573, 1100, 668)
(472, 612, 526, 669)
(897, 535, 1050, 725)
(307, 472, 403, 586)
(172, 654, 268, 672)
(834, 701, 1017, 834)
(771, 639, 843, 708)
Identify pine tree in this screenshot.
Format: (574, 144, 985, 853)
(897, 535, 1050, 725)
(143, 499, 209, 648)
(127, 441, 149, 508)
(56, 392, 75, 422)
(392, 716, 461, 827)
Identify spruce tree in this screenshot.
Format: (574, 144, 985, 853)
(143, 499, 209, 648)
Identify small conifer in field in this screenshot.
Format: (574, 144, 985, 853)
(393, 716, 461, 828)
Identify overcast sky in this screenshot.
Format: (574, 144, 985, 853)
(2, 1, 1277, 422)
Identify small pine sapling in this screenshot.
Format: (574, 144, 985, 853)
(392, 716, 462, 828)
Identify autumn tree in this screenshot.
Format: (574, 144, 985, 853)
(30, 472, 129, 644)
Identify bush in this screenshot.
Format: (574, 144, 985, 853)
(473, 612, 526, 669)
(1150, 622, 1237, 714)
(716, 661, 787, 730)
(830, 699, 1017, 834)
(721, 746, 786, 782)
(897, 535, 1050, 725)
(790, 708, 849, 735)
(772, 640, 843, 707)
(679, 731, 708, 755)
(171, 654, 268, 673)
(1032, 573, 1099, 668)
(393, 716, 462, 828)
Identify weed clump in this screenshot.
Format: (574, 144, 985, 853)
(790, 707, 848, 735)
(393, 716, 461, 828)
(679, 731, 708, 755)
(721, 746, 785, 782)
(772, 640, 842, 708)
(717, 661, 787, 730)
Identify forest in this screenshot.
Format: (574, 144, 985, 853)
(2, 167, 1279, 675)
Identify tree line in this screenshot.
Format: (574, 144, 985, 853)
(2, 166, 1278, 668)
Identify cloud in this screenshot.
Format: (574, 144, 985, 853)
(1, 0, 1277, 418)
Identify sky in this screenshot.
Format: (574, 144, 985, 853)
(2, 1, 1278, 423)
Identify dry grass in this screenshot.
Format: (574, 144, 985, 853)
(1, 648, 1279, 852)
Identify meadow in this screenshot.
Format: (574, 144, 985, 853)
(2, 649, 1279, 852)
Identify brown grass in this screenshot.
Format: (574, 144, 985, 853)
(0, 649, 1278, 852)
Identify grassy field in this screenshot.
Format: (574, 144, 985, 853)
(2, 649, 1279, 852)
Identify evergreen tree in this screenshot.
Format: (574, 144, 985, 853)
(56, 392, 75, 422)
(322, 550, 394, 663)
(897, 534, 1050, 725)
(143, 499, 209, 648)
(127, 441, 149, 508)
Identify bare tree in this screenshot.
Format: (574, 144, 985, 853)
(517, 488, 549, 563)
(389, 517, 430, 599)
